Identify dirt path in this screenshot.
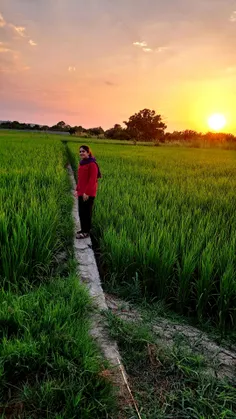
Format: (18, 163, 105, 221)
(105, 294, 236, 383)
(67, 164, 134, 417)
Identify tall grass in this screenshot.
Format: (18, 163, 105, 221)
(0, 132, 116, 417)
(69, 143, 236, 332)
(0, 276, 115, 418)
(0, 135, 73, 287)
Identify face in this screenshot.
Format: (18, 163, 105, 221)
(79, 148, 90, 159)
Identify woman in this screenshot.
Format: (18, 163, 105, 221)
(74, 145, 101, 239)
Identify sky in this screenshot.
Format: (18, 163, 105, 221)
(1, 0, 236, 132)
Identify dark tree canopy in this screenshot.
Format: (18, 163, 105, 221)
(105, 124, 131, 141)
(124, 109, 167, 142)
(87, 127, 104, 136)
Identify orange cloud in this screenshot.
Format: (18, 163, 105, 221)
(0, 46, 11, 53)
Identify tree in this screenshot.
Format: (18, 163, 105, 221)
(41, 125, 49, 131)
(105, 124, 131, 141)
(87, 127, 104, 136)
(56, 121, 66, 130)
(69, 127, 77, 135)
(124, 109, 167, 142)
(11, 121, 21, 130)
(50, 121, 68, 131)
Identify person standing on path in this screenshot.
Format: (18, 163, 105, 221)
(74, 145, 101, 239)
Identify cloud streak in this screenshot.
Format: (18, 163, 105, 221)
(13, 25, 26, 37)
(133, 40, 168, 54)
(0, 12, 6, 27)
(0, 12, 31, 73)
(133, 40, 153, 52)
(0, 46, 11, 53)
(29, 39, 37, 46)
(133, 41, 147, 47)
(230, 11, 236, 22)
(0, 11, 37, 45)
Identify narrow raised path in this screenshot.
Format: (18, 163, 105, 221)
(67, 164, 133, 417)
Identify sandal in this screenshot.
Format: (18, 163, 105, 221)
(76, 232, 89, 239)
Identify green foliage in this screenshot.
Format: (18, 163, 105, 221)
(0, 132, 116, 418)
(124, 109, 167, 142)
(105, 124, 131, 141)
(0, 135, 73, 287)
(0, 277, 115, 418)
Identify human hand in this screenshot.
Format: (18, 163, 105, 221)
(74, 190, 78, 197)
(83, 193, 89, 201)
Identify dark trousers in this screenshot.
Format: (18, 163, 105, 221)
(78, 196, 95, 233)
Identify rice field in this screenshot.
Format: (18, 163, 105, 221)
(0, 132, 115, 418)
(1, 130, 236, 417)
(0, 135, 73, 287)
(68, 142, 236, 332)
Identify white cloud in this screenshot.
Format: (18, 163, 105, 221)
(0, 14, 31, 41)
(133, 41, 167, 54)
(0, 12, 6, 27)
(13, 26, 26, 37)
(68, 66, 76, 72)
(29, 39, 37, 46)
(133, 41, 147, 47)
(229, 11, 236, 22)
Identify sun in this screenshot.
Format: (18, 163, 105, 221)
(208, 113, 226, 131)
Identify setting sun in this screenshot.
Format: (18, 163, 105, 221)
(208, 114, 226, 131)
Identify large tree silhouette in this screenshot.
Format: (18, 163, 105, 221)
(124, 109, 167, 142)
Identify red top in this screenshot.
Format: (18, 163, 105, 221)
(76, 162, 98, 197)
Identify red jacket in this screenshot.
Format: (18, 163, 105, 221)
(76, 162, 98, 197)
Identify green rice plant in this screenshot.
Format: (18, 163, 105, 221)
(196, 241, 216, 322)
(0, 276, 116, 418)
(0, 135, 73, 287)
(68, 142, 236, 331)
(0, 132, 117, 417)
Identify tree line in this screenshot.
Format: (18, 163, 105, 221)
(1, 109, 235, 145)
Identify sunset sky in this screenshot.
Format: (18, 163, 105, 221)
(1, 0, 236, 132)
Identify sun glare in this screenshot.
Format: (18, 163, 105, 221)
(208, 114, 226, 131)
